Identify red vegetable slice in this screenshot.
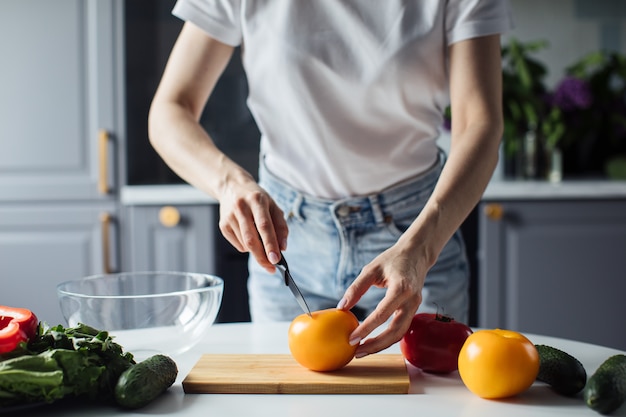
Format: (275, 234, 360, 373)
(0, 306, 38, 354)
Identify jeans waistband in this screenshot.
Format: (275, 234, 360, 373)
(259, 151, 444, 226)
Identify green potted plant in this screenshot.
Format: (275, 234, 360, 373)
(500, 38, 550, 178)
(560, 51, 626, 179)
(500, 39, 626, 181)
(500, 38, 576, 180)
(448, 39, 626, 180)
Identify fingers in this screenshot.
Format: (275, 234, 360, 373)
(348, 285, 414, 349)
(269, 203, 289, 252)
(339, 260, 422, 357)
(336, 269, 378, 312)
(337, 260, 390, 312)
(249, 201, 280, 267)
(354, 302, 418, 358)
(218, 189, 287, 273)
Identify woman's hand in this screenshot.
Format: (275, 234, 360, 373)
(337, 244, 429, 358)
(218, 178, 289, 273)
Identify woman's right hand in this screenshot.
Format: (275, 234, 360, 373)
(218, 177, 288, 273)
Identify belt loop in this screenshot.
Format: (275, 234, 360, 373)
(290, 193, 305, 221)
(368, 194, 385, 225)
(437, 146, 447, 167)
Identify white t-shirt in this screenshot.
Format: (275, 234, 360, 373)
(173, 0, 514, 199)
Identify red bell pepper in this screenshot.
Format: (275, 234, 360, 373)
(0, 306, 38, 354)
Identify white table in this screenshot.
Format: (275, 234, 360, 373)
(15, 322, 626, 417)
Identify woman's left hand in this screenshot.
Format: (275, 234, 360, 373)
(337, 244, 428, 358)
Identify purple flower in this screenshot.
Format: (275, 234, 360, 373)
(550, 76, 592, 111)
(442, 116, 451, 131)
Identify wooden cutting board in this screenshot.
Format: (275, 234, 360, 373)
(182, 354, 409, 394)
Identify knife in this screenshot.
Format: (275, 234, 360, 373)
(276, 254, 312, 317)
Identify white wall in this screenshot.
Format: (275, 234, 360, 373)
(506, 0, 626, 87)
(438, 0, 626, 179)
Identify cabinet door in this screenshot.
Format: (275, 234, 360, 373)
(0, 204, 118, 326)
(478, 200, 626, 350)
(124, 204, 251, 322)
(125, 205, 217, 273)
(0, 0, 117, 201)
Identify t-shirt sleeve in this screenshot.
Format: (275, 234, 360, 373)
(445, 0, 515, 45)
(172, 0, 242, 46)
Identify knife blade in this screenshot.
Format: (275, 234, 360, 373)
(276, 254, 312, 317)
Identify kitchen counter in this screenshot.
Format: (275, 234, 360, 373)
(16, 322, 626, 417)
(120, 180, 626, 206)
(483, 179, 626, 200)
(120, 184, 218, 205)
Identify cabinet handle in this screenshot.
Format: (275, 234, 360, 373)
(159, 206, 181, 227)
(484, 203, 504, 221)
(98, 129, 110, 194)
(100, 212, 114, 274)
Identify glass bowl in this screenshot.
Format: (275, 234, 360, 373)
(57, 271, 224, 358)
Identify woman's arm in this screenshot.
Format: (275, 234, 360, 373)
(339, 34, 504, 356)
(149, 22, 237, 198)
(149, 22, 288, 272)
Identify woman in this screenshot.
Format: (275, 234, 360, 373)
(148, 0, 513, 358)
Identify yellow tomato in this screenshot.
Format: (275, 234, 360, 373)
(288, 308, 359, 372)
(458, 329, 539, 399)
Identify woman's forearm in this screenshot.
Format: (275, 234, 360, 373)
(147, 22, 255, 201)
(398, 123, 501, 267)
(398, 34, 504, 266)
(148, 99, 255, 201)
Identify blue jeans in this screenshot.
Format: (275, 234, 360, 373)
(247, 153, 470, 324)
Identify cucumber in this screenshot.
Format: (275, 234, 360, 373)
(114, 354, 178, 409)
(535, 344, 587, 396)
(584, 354, 626, 415)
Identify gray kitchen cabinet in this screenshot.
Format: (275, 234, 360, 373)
(124, 204, 251, 323)
(0, 0, 120, 202)
(0, 0, 122, 325)
(478, 199, 626, 350)
(124, 205, 217, 273)
(0, 203, 118, 326)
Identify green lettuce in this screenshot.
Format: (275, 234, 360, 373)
(0, 323, 135, 407)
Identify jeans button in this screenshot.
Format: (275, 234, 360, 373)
(336, 206, 350, 217)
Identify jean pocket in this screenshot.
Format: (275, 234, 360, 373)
(429, 230, 468, 273)
(261, 179, 297, 221)
(385, 211, 418, 238)
(383, 193, 429, 238)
